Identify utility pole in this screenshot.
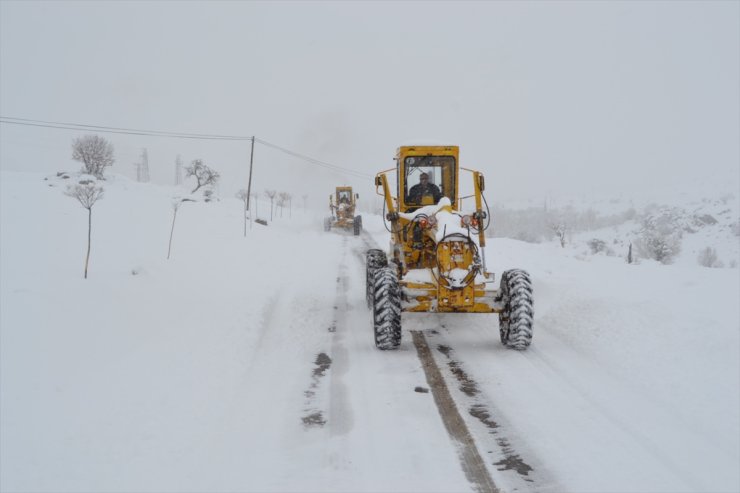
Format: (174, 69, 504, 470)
(133, 148, 150, 182)
(246, 136, 255, 212)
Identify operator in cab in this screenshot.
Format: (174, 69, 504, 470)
(408, 172, 442, 208)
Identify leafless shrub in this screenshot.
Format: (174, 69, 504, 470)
(588, 238, 613, 255)
(72, 135, 114, 179)
(635, 233, 681, 264)
(635, 209, 682, 264)
(697, 247, 724, 268)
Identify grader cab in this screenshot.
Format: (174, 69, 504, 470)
(324, 186, 362, 236)
(366, 145, 534, 350)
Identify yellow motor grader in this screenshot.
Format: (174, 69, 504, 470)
(366, 145, 533, 350)
(324, 186, 362, 236)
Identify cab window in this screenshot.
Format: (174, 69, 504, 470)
(403, 155, 455, 208)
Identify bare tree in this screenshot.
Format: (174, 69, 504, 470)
(65, 183, 104, 278)
(167, 198, 195, 259)
(265, 189, 276, 221)
(236, 189, 250, 235)
(185, 159, 220, 194)
(278, 192, 291, 218)
(302, 194, 308, 212)
(251, 193, 259, 217)
(72, 135, 114, 179)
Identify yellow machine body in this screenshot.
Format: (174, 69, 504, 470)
(329, 186, 357, 229)
(375, 145, 501, 314)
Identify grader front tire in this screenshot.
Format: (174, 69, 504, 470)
(372, 266, 401, 350)
(366, 249, 388, 308)
(498, 269, 534, 350)
(353, 215, 363, 236)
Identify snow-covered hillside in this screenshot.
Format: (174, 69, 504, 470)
(491, 193, 740, 270)
(1, 171, 738, 492)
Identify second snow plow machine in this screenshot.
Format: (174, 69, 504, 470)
(324, 186, 362, 236)
(366, 144, 534, 350)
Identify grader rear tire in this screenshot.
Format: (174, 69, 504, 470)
(372, 266, 401, 350)
(365, 249, 388, 308)
(498, 269, 534, 350)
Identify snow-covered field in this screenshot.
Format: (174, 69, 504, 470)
(1, 171, 738, 492)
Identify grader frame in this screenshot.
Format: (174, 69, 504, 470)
(324, 186, 362, 236)
(366, 145, 534, 350)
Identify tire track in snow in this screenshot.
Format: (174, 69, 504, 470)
(243, 289, 282, 376)
(435, 342, 534, 480)
(356, 231, 552, 491)
(412, 330, 501, 493)
(300, 236, 353, 434)
(354, 233, 500, 492)
(426, 323, 563, 492)
(301, 352, 332, 428)
(327, 237, 353, 436)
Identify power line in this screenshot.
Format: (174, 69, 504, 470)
(7, 117, 251, 140)
(255, 138, 371, 178)
(0, 116, 250, 140)
(0, 116, 370, 178)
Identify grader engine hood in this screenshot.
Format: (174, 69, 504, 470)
(336, 202, 353, 219)
(398, 197, 482, 290)
(438, 241, 478, 289)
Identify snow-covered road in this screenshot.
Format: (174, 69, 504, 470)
(1, 172, 737, 492)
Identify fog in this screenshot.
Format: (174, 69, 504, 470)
(1, 1, 738, 207)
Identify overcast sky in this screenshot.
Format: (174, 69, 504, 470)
(1, 1, 738, 206)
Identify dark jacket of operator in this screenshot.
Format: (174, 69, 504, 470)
(408, 178, 442, 206)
